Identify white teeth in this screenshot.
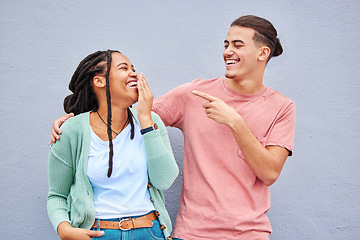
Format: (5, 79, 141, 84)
(127, 81, 137, 87)
(226, 60, 238, 65)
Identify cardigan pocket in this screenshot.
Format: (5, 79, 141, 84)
(68, 187, 83, 227)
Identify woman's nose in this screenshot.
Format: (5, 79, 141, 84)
(130, 71, 137, 77)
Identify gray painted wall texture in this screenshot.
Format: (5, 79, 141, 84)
(1, 0, 359, 239)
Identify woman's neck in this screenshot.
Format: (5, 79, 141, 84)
(90, 106, 130, 140)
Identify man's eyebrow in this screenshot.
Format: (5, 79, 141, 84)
(224, 40, 245, 44)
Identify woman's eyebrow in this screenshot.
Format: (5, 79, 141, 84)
(117, 62, 128, 67)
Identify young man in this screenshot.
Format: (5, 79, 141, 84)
(51, 15, 295, 240)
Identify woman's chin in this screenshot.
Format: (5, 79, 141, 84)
(131, 94, 139, 105)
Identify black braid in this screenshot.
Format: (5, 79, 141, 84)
(127, 108, 135, 139)
(64, 51, 108, 115)
(105, 50, 114, 178)
(105, 52, 135, 177)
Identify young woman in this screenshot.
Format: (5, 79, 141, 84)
(47, 50, 179, 240)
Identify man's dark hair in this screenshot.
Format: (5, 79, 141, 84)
(231, 15, 283, 61)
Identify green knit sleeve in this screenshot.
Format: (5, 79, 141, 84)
(47, 121, 76, 231)
(142, 112, 179, 190)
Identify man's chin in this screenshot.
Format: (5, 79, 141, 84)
(224, 72, 234, 79)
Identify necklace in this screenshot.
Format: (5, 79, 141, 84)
(96, 111, 128, 136)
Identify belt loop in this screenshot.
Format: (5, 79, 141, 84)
(96, 219, 100, 231)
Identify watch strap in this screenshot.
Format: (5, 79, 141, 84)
(140, 123, 158, 135)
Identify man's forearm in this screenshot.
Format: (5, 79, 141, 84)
(228, 117, 288, 186)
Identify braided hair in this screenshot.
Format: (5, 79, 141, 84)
(64, 50, 135, 177)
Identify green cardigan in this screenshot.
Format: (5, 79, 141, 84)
(47, 108, 179, 238)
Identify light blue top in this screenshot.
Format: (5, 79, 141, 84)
(88, 120, 155, 219)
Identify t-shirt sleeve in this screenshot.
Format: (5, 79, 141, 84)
(152, 82, 191, 129)
(267, 101, 296, 156)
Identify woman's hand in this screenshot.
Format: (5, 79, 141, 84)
(57, 222, 104, 240)
(137, 73, 154, 129)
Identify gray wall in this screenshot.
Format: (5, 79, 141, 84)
(1, 1, 359, 239)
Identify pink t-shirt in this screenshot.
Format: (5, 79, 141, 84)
(153, 78, 295, 240)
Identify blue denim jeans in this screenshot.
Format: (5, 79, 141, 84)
(91, 217, 165, 240)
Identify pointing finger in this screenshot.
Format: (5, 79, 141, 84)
(192, 91, 217, 102)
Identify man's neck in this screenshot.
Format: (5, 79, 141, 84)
(226, 77, 264, 95)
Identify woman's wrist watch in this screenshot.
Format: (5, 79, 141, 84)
(140, 123, 158, 135)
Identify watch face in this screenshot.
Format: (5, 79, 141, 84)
(153, 123, 158, 130)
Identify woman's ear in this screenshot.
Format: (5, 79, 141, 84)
(258, 46, 271, 62)
(93, 76, 106, 88)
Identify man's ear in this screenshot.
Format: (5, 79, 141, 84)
(258, 46, 271, 62)
(93, 76, 106, 88)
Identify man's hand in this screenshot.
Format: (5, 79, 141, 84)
(50, 113, 74, 144)
(193, 90, 288, 185)
(192, 90, 241, 127)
